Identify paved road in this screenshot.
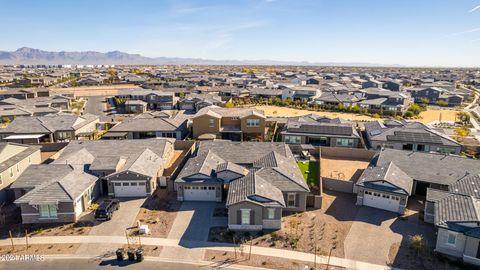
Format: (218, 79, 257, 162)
(0, 235, 394, 270)
(83, 96, 112, 121)
(0, 258, 253, 270)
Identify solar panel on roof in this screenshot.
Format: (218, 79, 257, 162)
(386, 131, 442, 144)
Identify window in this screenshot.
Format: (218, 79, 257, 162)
(122, 183, 130, 186)
(131, 182, 138, 186)
(246, 119, 260, 127)
(284, 135, 301, 144)
(241, 209, 251, 225)
(57, 131, 70, 140)
(208, 186, 215, 190)
(208, 119, 215, 128)
(267, 208, 275, 219)
(16, 164, 19, 172)
(139, 182, 146, 186)
(39, 204, 57, 218)
(114, 183, 121, 186)
(9, 168, 13, 178)
(336, 138, 354, 147)
(287, 193, 296, 207)
(447, 232, 456, 246)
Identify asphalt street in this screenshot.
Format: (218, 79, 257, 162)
(0, 258, 225, 270)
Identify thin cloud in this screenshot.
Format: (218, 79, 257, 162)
(469, 5, 480, 12)
(449, 27, 480, 37)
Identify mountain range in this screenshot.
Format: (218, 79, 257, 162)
(0, 47, 400, 67)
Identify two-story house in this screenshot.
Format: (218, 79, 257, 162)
(192, 106, 266, 141)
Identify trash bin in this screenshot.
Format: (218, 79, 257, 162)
(135, 248, 144, 262)
(127, 248, 135, 261)
(116, 248, 124, 261)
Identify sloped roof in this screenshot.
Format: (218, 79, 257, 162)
(356, 161, 413, 195)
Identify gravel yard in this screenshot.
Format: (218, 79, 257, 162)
(205, 250, 346, 270)
(320, 157, 370, 182)
(209, 191, 359, 259)
(0, 243, 80, 255)
(133, 190, 181, 238)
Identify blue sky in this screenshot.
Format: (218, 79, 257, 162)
(1, 0, 479, 67)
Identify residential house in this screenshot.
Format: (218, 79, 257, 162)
(106, 111, 189, 140)
(115, 89, 178, 110)
(175, 141, 310, 231)
(355, 149, 480, 214)
(280, 114, 361, 147)
(53, 139, 175, 198)
(409, 87, 464, 106)
(191, 106, 266, 141)
(0, 114, 99, 144)
(364, 120, 461, 154)
(0, 143, 41, 204)
(425, 178, 480, 266)
(11, 164, 99, 224)
(281, 86, 321, 102)
(358, 88, 411, 115)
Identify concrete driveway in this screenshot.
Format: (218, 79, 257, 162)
(161, 201, 227, 261)
(344, 206, 435, 266)
(75, 198, 145, 256)
(87, 197, 146, 236)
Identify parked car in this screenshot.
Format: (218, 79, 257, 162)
(94, 199, 120, 221)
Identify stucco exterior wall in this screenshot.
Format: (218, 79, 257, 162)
(435, 228, 467, 258)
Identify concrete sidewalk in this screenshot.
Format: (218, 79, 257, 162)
(0, 235, 399, 270)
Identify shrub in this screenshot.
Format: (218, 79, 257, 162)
(407, 104, 422, 115)
(409, 234, 425, 255)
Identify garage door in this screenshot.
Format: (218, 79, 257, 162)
(363, 191, 400, 213)
(113, 181, 147, 197)
(183, 185, 217, 201)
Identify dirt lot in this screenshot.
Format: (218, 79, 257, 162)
(49, 84, 141, 97)
(0, 244, 80, 255)
(254, 105, 381, 121)
(388, 241, 465, 270)
(209, 191, 359, 259)
(254, 105, 462, 125)
(418, 109, 459, 124)
(320, 157, 370, 181)
(133, 190, 181, 238)
(205, 250, 345, 270)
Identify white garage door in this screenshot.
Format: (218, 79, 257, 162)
(183, 185, 217, 201)
(363, 191, 400, 213)
(113, 181, 147, 197)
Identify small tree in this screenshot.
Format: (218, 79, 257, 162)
(336, 103, 345, 111)
(224, 100, 235, 108)
(456, 112, 470, 125)
(409, 234, 425, 256)
(419, 97, 430, 106)
(436, 100, 448, 107)
(1, 117, 11, 124)
(407, 104, 422, 115)
(454, 126, 470, 141)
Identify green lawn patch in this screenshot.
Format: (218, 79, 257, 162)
(296, 161, 319, 186)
